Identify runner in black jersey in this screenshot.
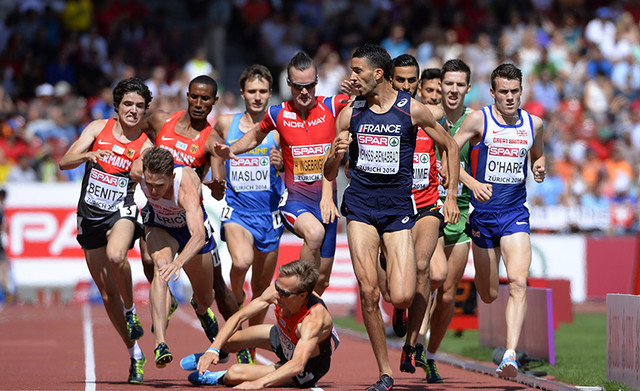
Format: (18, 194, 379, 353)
(59, 78, 154, 384)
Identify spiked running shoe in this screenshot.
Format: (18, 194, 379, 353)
(496, 352, 518, 378)
(128, 353, 146, 384)
(399, 345, 416, 373)
(125, 311, 144, 341)
(367, 374, 394, 391)
(414, 343, 427, 369)
(154, 342, 173, 368)
(152, 294, 179, 334)
(237, 348, 256, 364)
(424, 359, 444, 383)
(190, 298, 219, 342)
(392, 307, 407, 338)
(188, 370, 227, 386)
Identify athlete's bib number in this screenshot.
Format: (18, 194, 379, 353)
(485, 145, 527, 184)
(229, 156, 270, 191)
(210, 247, 221, 267)
(413, 152, 431, 190)
(356, 134, 400, 175)
(220, 206, 233, 221)
(84, 168, 128, 212)
(119, 205, 137, 218)
(292, 143, 330, 182)
(272, 210, 283, 229)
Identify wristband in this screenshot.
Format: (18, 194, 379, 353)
(206, 347, 220, 355)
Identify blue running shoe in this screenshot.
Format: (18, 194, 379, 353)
(180, 353, 203, 371)
(188, 370, 227, 385)
(496, 352, 518, 378)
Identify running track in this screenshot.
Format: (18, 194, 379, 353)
(1, 303, 574, 390)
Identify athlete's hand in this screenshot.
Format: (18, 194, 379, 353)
(269, 146, 283, 171)
(333, 132, 352, 157)
(214, 142, 238, 161)
(159, 261, 181, 282)
(204, 178, 226, 201)
(533, 161, 546, 183)
(197, 351, 219, 374)
(87, 150, 113, 163)
(442, 197, 459, 224)
(470, 182, 492, 203)
(340, 80, 359, 102)
(321, 197, 340, 224)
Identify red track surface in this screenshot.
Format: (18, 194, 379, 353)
(1, 303, 540, 390)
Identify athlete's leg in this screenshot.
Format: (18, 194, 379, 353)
(105, 218, 136, 309)
(84, 246, 133, 348)
(183, 253, 215, 314)
(472, 243, 501, 305)
(223, 324, 274, 352)
(500, 232, 531, 351)
(294, 212, 325, 274)
(249, 249, 278, 325)
(140, 237, 155, 284)
(382, 229, 416, 310)
(418, 237, 446, 344)
(225, 223, 256, 305)
(347, 220, 391, 377)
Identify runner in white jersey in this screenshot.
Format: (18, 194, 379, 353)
(453, 63, 546, 378)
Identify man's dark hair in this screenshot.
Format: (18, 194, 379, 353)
(278, 260, 319, 295)
(441, 59, 471, 84)
(392, 54, 419, 74)
(142, 146, 174, 177)
(189, 75, 218, 98)
(239, 64, 273, 90)
(491, 63, 522, 89)
(287, 51, 317, 79)
(353, 43, 392, 80)
(112, 77, 152, 112)
(420, 68, 441, 83)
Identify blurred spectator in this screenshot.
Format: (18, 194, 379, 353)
(610, 54, 640, 101)
(61, 0, 92, 33)
(88, 85, 114, 120)
(205, 0, 231, 80)
(584, 6, 616, 52)
(6, 154, 37, 182)
(529, 68, 560, 115)
(316, 46, 348, 97)
(583, 71, 613, 123)
(183, 47, 215, 82)
(380, 23, 411, 59)
(217, 90, 241, 117)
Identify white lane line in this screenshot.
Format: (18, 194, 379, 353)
(83, 304, 96, 391)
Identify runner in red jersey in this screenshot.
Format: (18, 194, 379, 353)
(142, 75, 237, 339)
(215, 52, 351, 295)
(59, 78, 154, 384)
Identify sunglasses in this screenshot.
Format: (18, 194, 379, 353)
(288, 78, 318, 91)
(274, 281, 305, 298)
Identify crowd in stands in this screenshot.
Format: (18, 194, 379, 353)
(0, 0, 639, 233)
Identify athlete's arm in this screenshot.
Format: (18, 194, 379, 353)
(236, 305, 331, 389)
(158, 169, 206, 282)
(323, 106, 352, 182)
(140, 110, 170, 141)
(454, 111, 492, 202)
(59, 120, 111, 170)
(129, 139, 154, 183)
(269, 131, 284, 171)
(204, 116, 232, 200)
(413, 101, 460, 224)
(530, 115, 546, 183)
(197, 285, 277, 372)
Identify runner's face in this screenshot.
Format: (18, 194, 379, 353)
(117, 92, 146, 128)
(143, 171, 172, 200)
(419, 79, 442, 105)
(241, 77, 271, 115)
(490, 77, 521, 118)
(288, 67, 317, 112)
(441, 71, 470, 111)
(391, 66, 419, 97)
(274, 275, 307, 316)
(350, 57, 378, 96)
(187, 83, 216, 121)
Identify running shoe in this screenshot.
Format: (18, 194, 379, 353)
(152, 294, 179, 334)
(125, 311, 144, 341)
(190, 297, 219, 342)
(424, 359, 444, 383)
(188, 370, 227, 386)
(392, 307, 407, 338)
(366, 374, 394, 391)
(414, 343, 427, 370)
(154, 342, 173, 368)
(237, 348, 256, 364)
(496, 351, 518, 378)
(127, 353, 146, 384)
(180, 351, 229, 371)
(399, 345, 416, 373)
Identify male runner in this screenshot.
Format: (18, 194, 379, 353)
(215, 51, 350, 295)
(59, 78, 154, 384)
(453, 63, 546, 378)
(323, 44, 459, 391)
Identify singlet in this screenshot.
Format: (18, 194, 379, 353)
(347, 90, 415, 195)
(412, 125, 440, 208)
(259, 95, 348, 204)
(78, 118, 149, 220)
(469, 105, 535, 210)
(437, 106, 473, 207)
(155, 111, 213, 180)
(274, 293, 339, 360)
(225, 113, 283, 212)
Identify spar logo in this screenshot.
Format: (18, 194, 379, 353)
(488, 146, 521, 157)
(90, 170, 125, 187)
(413, 153, 429, 164)
(389, 137, 399, 147)
(292, 144, 326, 157)
(231, 157, 260, 167)
(358, 134, 388, 146)
(260, 157, 269, 166)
